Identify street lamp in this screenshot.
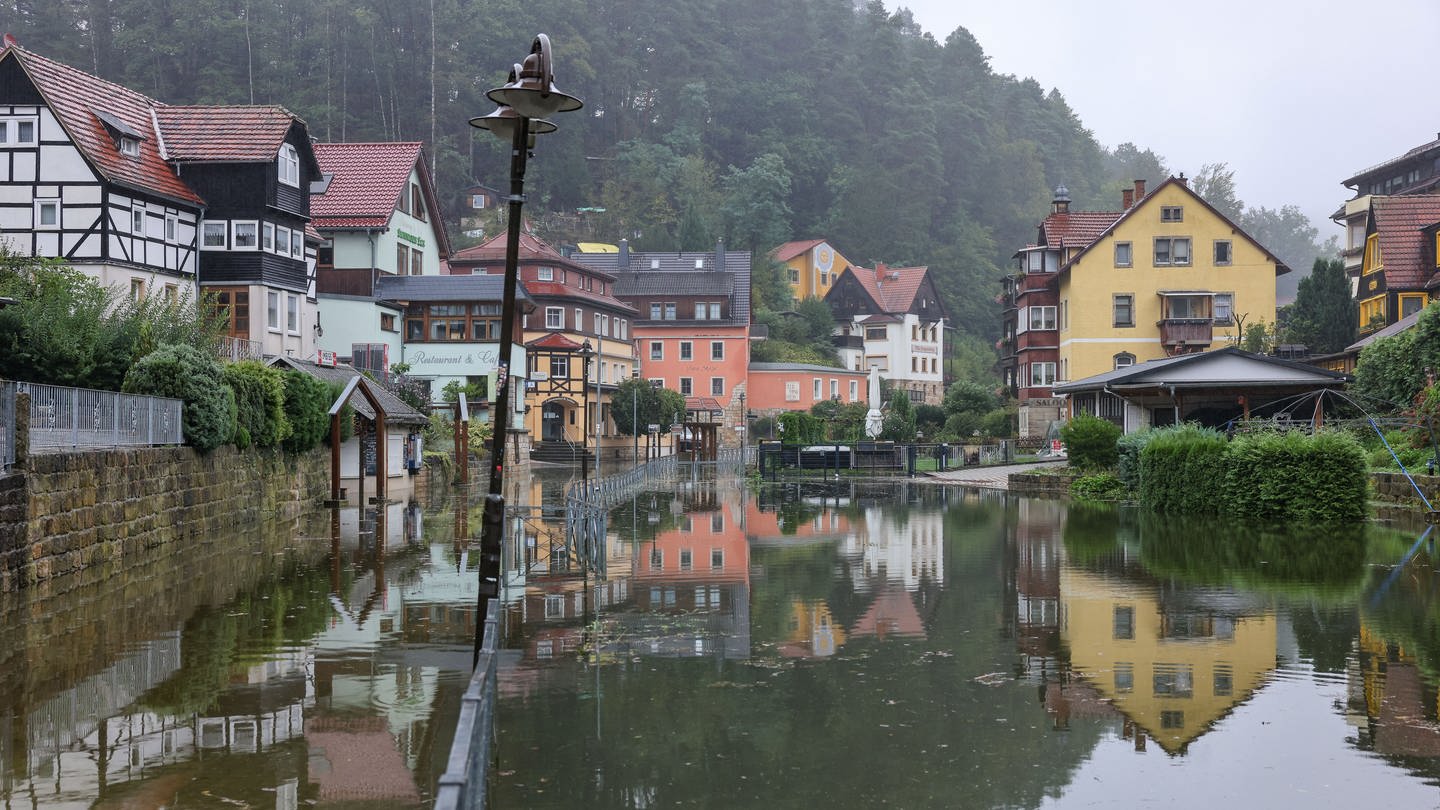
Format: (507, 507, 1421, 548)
(632, 367, 640, 465)
(737, 391, 746, 447)
(471, 34, 581, 665)
(578, 339, 595, 482)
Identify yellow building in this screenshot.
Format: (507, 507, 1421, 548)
(771, 239, 855, 304)
(1056, 177, 1287, 385)
(1061, 566, 1278, 754)
(1353, 195, 1440, 335)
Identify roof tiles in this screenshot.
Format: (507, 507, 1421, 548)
(1370, 195, 1440, 290)
(1040, 211, 1123, 248)
(311, 142, 423, 228)
(155, 105, 297, 162)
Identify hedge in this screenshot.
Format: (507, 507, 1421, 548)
(1138, 424, 1229, 514)
(282, 371, 332, 453)
(1061, 412, 1121, 471)
(223, 361, 290, 449)
(122, 343, 236, 452)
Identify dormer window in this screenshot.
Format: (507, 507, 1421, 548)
(119, 136, 140, 157)
(93, 109, 145, 158)
(278, 143, 300, 187)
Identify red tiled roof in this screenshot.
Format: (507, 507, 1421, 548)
(311, 141, 423, 228)
(2, 45, 204, 205)
(771, 238, 826, 262)
(685, 396, 724, 412)
(850, 588, 926, 640)
(846, 263, 930, 314)
(1371, 195, 1440, 290)
(1041, 211, 1122, 248)
(154, 105, 297, 161)
(452, 230, 569, 263)
(527, 332, 585, 351)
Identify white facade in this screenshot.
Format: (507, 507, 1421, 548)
(836, 312, 945, 405)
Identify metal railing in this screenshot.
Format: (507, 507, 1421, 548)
(218, 336, 264, 363)
(19, 381, 183, 452)
(434, 601, 500, 810)
(1, 380, 14, 471)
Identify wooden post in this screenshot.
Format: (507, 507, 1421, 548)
(330, 412, 342, 503)
(375, 410, 388, 502)
(1313, 395, 1323, 432)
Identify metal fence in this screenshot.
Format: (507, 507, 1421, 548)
(1, 380, 14, 471)
(218, 336, 264, 363)
(434, 601, 500, 810)
(19, 381, 183, 452)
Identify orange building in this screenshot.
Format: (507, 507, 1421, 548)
(746, 362, 869, 416)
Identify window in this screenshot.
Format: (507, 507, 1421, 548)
(865, 326, 887, 341)
(1161, 711, 1185, 730)
(1153, 664, 1194, 698)
(1154, 237, 1190, 266)
(711, 548, 725, 569)
(1166, 295, 1206, 320)
(711, 377, 725, 396)
(1160, 205, 1183, 222)
(381, 313, 397, 332)
(267, 291, 281, 331)
(679, 341, 693, 360)
(650, 341, 663, 360)
(1213, 292, 1233, 324)
(202, 221, 226, 247)
(119, 136, 140, 157)
(1029, 306, 1057, 331)
(711, 341, 724, 360)
(131, 208, 145, 235)
(680, 377, 693, 396)
(545, 307, 563, 329)
(785, 381, 800, 401)
(1113, 605, 1135, 639)
(1114, 241, 1132, 267)
(397, 243, 409, 272)
(695, 303, 708, 320)
(664, 302, 676, 320)
(1401, 293, 1427, 319)
(408, 245, 422, 274)
(1113, 294, 1134, 327)
(650, 303, 662, 320)
(597, 314, 609, 336)
(0, 116, 37, 145)
(813, 378, 822, 400)
(551, 355, 569, 379)
(788, 268, 800, 284)
(290, 230, 303, 258)
(849, 380, 859, 401)
(286, 295, 299, 334)
(576, 308, 584, 331)
(1114, 663, 1134, 693)
(538, 266, 554, 281)
(34, 198, 59, 229)
(233, 221, 258, 249)
(1213, 665, 1234, 697)
(275, 226, 290, 255)
(1029, 362, 1056, 387)
(130, 278, 144, 301)
(410, 183, 426, 221)
(680, 549, 693, 571)
(166, 214, 178, 243)
(1213, 240, 1232, 265)
(830, 379, 839, 399)
(1114, 352, 1135, 370)
(708, 302, 721, 319)
(208, 288, 250, 337)
(278, 143, 300, 187)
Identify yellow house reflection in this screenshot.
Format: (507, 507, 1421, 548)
(1061, 567, 1277, 754)
(779, 601, 845, 658)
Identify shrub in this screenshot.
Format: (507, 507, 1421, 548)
(1115, 430, 1156, 492)
(778, 411, 826, 444)
(1223, 429, 1367, 524)
(1138, 423, 1228, 514)
(1071, 473, 1127, 502)
(123, 343, 236, 452)
(1061, 413, 1122, 471)
(223, 361, 290, 449)
(282, 371, 332, 453)
(981, 406, 1014, 439)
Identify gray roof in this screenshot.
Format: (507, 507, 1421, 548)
(267, 357, 429, 425)
(612, 270, 733, 297)
(574, 248, 751, 324)
(374, 273, 530, 304)
(1343, 308, 1420, 353)
(749, 362, 857, 374)
(1053, 347, 1349, 395)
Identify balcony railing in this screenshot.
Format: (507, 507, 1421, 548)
(1158, 318, 1213, 348)
(219, 336, 265, 363)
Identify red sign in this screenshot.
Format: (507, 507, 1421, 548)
(316, 349, 338, 367)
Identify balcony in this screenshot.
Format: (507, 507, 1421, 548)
(1158, 318, 1213, 349)
(832, 334, 865, 350)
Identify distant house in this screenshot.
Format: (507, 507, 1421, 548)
(771, 239, 854, 304)
(825, 262, 947, 407)
(747, 362, 867, 417)
(1335, 132, 1440, 277)
(1351, 194, 1440, 336)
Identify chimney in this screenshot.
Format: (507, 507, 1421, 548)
(714, 238, 725, 272)
(1122, 188, 1134, 209)
(1134, 179, 1146, 200)
(618, 238, 630, 271)
(1176, 172, 1188, 186)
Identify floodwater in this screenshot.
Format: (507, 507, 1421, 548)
(495, 477, 1440, 809)
(6, 471, 1440, 809)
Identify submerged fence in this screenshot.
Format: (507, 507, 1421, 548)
(17, 381, 183, 452)
(1, 380, 13, 471)
(434, 601, 500, 810)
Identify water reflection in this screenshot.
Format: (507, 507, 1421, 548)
(496, 479, 1440, 808)
(0, 490, 491, 808)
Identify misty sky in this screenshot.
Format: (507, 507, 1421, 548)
(887, 0, 1439, 234)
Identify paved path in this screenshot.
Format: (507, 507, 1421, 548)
(925, 460, 1067, 490)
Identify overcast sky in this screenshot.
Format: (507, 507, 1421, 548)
(887, 0, 1439, 233)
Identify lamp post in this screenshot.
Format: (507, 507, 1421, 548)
(737, 391, 745, 448)
(469, 34, 581, 665)
(632, 368, 640, 466)
(578, 339, 595, 482)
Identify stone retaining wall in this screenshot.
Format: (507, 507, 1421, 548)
(1370, 472, 1440, 509)
(1009, 471, 1078, 496)
(0, 446, 329, 592)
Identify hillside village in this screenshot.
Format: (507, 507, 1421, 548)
(0, 37, 1436, 463)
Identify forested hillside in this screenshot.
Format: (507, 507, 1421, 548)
(3, 0, 1326, 350)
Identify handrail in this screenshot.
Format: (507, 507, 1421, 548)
(434, 600, 501, 810)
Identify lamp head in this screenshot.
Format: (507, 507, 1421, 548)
(486, 35, 583, 120)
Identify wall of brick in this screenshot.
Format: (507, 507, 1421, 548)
(1009, 471, 1078, 496)
(0, 446, 330, 592)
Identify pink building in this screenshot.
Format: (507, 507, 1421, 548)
(747, 362, 868, 415)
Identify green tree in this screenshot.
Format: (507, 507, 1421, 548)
(123, 344, 237, 452)
(881, 389, 916, 442)
(611, 377, 686, 435)
(1284, 257, 1356, 354)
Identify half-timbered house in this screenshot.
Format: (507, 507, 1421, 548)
(825, 262, 948, 406)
